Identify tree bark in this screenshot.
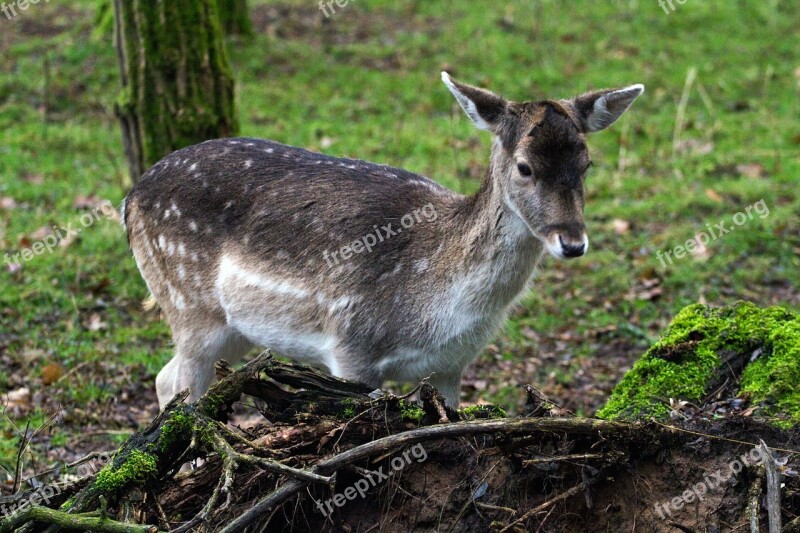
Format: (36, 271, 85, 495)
(216, 0, 252, 36)
(113, 0, 239, 182)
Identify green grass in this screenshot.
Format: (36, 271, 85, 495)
(1, 0, 799, 474)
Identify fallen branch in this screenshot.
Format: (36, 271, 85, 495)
(0, 503, 158, 533)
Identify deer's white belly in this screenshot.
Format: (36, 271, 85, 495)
(215, 255, 345, 374)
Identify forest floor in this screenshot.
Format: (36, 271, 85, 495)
(0, 0, 798, 513)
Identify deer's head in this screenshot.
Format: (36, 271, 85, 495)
(443, 73, 643, 259)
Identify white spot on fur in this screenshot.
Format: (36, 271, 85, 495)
(189, 220, 198, 232)
(413, 258, 430, 273)
(244, 160, 253, 169)
(158, 235, 167, 250)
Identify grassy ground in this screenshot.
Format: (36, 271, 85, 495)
(1, 0, 798, 483)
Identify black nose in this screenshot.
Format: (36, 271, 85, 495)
(559, 236, 585, 258)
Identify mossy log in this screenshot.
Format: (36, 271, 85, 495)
(113, 0, 239, 181)
(598, 302, 800, 427)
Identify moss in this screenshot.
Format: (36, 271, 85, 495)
(460, 405, 508, 419)
(740, 318, 800, 428)
(59, 496, 76, 510)
(339, 398, 360, 419)
(598, 302, 800, 426)
(93, 450, 158, 493)
(158, 410, 194, 452)
(197, 392, 227, 419)
(398, 400, 425, 423)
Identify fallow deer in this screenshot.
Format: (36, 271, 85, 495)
(123, 73, 643, 409)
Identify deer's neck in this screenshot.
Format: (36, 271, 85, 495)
(444, 142, 545, 311)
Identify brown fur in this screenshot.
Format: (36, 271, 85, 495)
(124, 74, 643, 408)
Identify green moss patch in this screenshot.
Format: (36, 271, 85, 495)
(459, 405, 508, 420)
(598, 302, 800, 427)
(93, 449, 158, 493)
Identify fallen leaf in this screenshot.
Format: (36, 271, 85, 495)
(73, 194, 102, 210)
(0, 197, 17, 209)
(21, 348, 47, 363)
(41, 363, 65, 385)
(29, 226, 53, 241)
(58, 230, 79, 249)
(690, 233, 711, 261)
(705, 188, 723, 203)
(612, 218, 631, 235)
(735, 163, 765, 178)
(4, 387, 31, 409)
(87, 313, 107, 331)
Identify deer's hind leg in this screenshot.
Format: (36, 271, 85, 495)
(156, 315, 252, 408)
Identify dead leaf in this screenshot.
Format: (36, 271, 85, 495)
(21, 348, 47, 363)
(735, 163, 765, 179)
(42, 363, 65, 385)
(73, 194, 102, 210)
(705, 188, 723, 203)
(0, 197, 17, 210)
(87, 313, 107, 331)
(29, 226, 53, 241)
(690, 233, 711, 261)
(58, 230, 79, 249)
(611, 218, 631, 235)
(627, 275, 663, 301)
(4, 387, 31, 409)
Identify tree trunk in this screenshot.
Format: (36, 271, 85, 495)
(217, 0, 252, 36)
(113, 0, 239, 182)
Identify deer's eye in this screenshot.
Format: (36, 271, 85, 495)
(517, 162, 533, 177)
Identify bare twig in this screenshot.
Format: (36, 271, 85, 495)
(759, 440, 782, 533)
(498, 480, 591, 533)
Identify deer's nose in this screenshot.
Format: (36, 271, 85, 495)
(558, 236, 586, 258)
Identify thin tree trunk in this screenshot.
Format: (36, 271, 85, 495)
(217, 0, 252, 36)
(113, 0, 239, 182)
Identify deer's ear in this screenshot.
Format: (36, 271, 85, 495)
(441, 72, 508, 132)
(567, 84, 644, 133)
